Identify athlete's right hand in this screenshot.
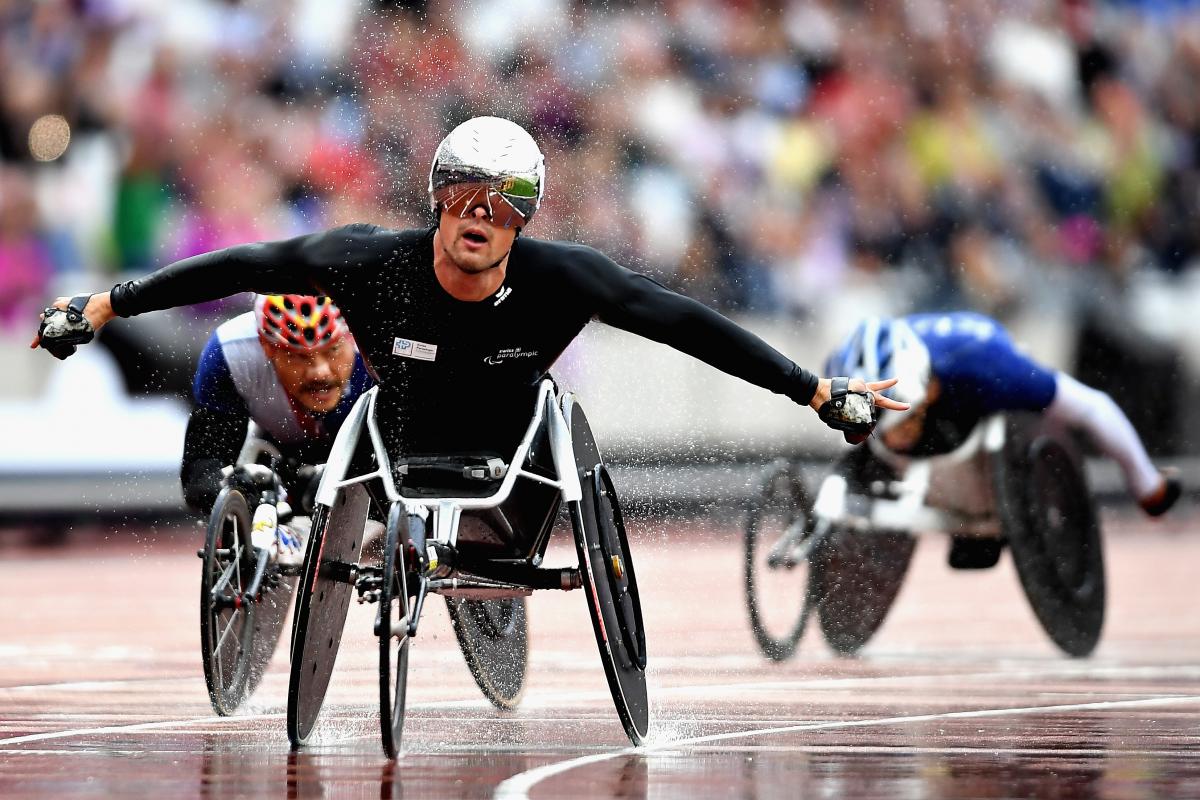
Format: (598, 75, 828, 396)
(30, 291, 115, 358)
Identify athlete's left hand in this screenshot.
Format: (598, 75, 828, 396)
(810, 377, 909, 444)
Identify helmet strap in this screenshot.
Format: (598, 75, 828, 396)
(487, 227, 521, 270)
(486, 254, 508, 271)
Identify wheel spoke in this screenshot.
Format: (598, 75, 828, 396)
(211, 559, 238, 597)
(231, 520, 244, 594)
(215, 606, 243, 654)
(207, 609, 224, 688)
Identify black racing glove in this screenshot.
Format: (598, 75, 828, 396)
(37, 294, 95, 360)
(817, 377, 877, 443)
(226, 463, 279, 499)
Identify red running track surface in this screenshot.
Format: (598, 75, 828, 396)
(0, 511, 1198, 799)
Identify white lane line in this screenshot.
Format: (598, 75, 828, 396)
(0, 749, 149, 756)
(493, 693, 1200, 800)
(0, 715, 276, 746)
(6, 662, 1200, 751)
(0, 677, 199, 693)
(0, 692, 593, 749)
(4, 659, 1198, 696)
(429, 742, 1195, 759)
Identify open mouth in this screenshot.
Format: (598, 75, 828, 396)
(302, 383, 336, 400)
(463, 229, 488, 245)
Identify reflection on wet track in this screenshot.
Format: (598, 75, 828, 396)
(1, 513, 1198, 799)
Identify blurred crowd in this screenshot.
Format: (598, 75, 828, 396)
(2, 1, 1200, 346)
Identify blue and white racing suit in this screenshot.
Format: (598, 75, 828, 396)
(906, 311, 1057, 422)
(838, 312, 1162, 502)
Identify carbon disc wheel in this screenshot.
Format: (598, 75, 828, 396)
(811, 528, 915, 657)
(566, 395, 649, 745)
(287, 483, 370, 748)
(997, 417, 1105, 658)
(447, 596, 528, 710)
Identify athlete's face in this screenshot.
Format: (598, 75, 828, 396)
(437, 196, 521, 273)
(264, 338, 355, 414)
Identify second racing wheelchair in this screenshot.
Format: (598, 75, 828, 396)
(199, 430, 532, 717)
(199, 433, 307, 715)
(745, 411, 1105, 660)
(285, 379, 648, 757)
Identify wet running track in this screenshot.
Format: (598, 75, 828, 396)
(1, 510, 1198, 799)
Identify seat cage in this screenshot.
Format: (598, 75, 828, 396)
(314, 379, 583, 556)
(813, 413, 1009, 538)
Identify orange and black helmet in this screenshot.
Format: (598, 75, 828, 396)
(254, 294, 348, 352)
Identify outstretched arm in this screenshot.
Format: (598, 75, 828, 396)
(30, 224, 379, 350)
(593, 265, 820, 404)
(570, 245, 907, 422)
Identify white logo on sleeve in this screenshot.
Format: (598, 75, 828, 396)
(392, 337, 437, 361)
(484, 346, 538, 365)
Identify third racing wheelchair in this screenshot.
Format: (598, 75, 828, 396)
(744, 412, 1105, 660)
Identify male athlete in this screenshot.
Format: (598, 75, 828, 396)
(33, 116, 904, 480)
(184, 293, 373, 563)
(825, 313, 1181, 516)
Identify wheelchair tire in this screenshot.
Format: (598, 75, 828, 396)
(810, 527, 915, 657)
(565, 395, 650, 746)
(995, 415, 1105, 657)
(743, 460, 816, 662)
(287, 482, 371, 747)
(200, 487, 258, 716)
(379, 501, 411, 759)
(447, 596, 528, 710)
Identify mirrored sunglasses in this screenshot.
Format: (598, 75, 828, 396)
(432, 181, 529, 229)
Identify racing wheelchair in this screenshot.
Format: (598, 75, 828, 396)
(198, 432, 309, 715)
(285, 379, 648, 757)
(744, 412, 1105, 660)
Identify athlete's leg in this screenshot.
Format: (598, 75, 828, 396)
(1045, 372, 1177, 513)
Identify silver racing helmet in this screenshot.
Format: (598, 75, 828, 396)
(428, 116, 545, 229)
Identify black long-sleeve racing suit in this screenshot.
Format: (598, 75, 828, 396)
(111, 225, 819, 459)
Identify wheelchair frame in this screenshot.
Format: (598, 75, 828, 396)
(745, 411, 1105, 659)
(812, 413, 1008, 539)
(288, 378, 649, 756)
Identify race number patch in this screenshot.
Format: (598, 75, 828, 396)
(392, 337, 437, 361)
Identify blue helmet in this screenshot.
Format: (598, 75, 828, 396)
(825, 317, 931, 429)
